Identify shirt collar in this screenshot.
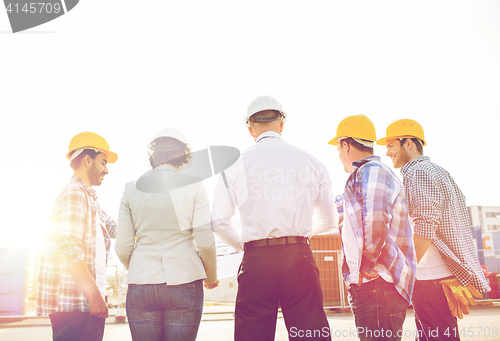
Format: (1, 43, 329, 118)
(401, 155, 430, 174)
(154, 164, 178, 172)
(71, 174, 97, 199)
(256, 131, 282, 143)
(352, 155, 380, 169)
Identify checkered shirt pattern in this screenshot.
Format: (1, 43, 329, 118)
(342, 156, 417, 303)
(401, 156, 490, 293)
(36, 175, 117, 316)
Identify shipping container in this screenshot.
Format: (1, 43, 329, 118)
(0, 248, 29, 316)
(471, 226, 485, 265)
(493, 231, 500, 256)
(484, 256, 500, 273)
(486, 273, 500, 299)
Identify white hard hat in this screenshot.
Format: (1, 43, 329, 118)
(148, 127, 191, 151)
(245, 95, 287, 126)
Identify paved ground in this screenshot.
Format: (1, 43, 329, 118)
(1, 304, 499, 341)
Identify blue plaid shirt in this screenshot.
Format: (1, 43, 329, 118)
(340, 156, 417, 303)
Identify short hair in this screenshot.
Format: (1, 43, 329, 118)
(149, 137, 191, 169)
(70, 149, 100, 170)
(248, 110, 283, 126)
(339, 137, 374, 154)
(399, 138, 423, 154)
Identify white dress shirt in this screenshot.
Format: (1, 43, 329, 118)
(211, 131, 338, 251)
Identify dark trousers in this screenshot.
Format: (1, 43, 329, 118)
(348, 277, 409, 341)
(49, 311, 105, 341)
(235, 243, 330, 341)
(126, 280, 204, 341)
(412, 278, 460, 341)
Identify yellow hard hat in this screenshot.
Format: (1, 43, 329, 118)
(66, 132, 118, 163)
(376, 119, 426, 146)
(328, 114, 376, 145)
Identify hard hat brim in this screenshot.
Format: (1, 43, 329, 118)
(327, 137, 339, 145)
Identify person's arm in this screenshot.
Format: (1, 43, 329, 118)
(68, 261, 108, 319)
(101, 211, 117, 239)
(312, 167, 338, 235)
(211, 171, 243, 252)
(115, 184, 136, 270)
(414, 234, 433, 263)
(359, 165, 391, 275)
(408, 169, 444, 261)
(192, 182, 218, 287)
(58, 187, 107, 318)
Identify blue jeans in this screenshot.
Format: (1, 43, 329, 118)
(348, 277, 409, 341)
(412, 278, 460, 341)
(126, 280, 204, 341)
(49, 311, 105, 341)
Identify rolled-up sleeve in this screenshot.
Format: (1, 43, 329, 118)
(57, 188, 87, 268)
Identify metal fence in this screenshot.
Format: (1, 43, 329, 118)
(311, 250, 348, 309)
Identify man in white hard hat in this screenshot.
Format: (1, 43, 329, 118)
(37, 132, 118, 341)
(378, 119, 490, 341)
(212, 96, 337, 340)
(329, 115, 416, 341)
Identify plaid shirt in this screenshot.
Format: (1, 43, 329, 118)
(340, 156, 416, 303)
(401, 156, 490, 293)
(36, 175, 117, 316)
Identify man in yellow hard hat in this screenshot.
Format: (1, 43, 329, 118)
(378, 119, 490, 341)
(37, 132, 118, 341)
(329, 115, 416, 341)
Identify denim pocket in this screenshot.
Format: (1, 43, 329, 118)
(383, 290, 407, 331)
(126, 284, 149, 311)
(52, 312, 80, 340)
(167, 282, 196, 312)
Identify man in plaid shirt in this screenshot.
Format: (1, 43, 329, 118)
(329, 115, 416, 341)
(37, 132, 118, 341)
(378, 119, 490, 341)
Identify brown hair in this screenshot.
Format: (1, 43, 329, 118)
(70, 149, 100, 170)
(399, 138, 423, 154)
(149, 137, 191, 169)
(339, 137, 373, 154)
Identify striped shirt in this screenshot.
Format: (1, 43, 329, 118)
(341, 156, 417, 303)
(401, 156, 490, 293)
(36, 175, 117, 316)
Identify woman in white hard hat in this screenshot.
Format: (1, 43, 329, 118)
(115, 128, 218, 341)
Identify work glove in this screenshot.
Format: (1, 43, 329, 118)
(440, 279, 482, 319)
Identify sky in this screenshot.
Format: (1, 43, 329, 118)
(1, 1, 500, 249)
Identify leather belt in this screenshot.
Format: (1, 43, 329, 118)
(244, 236, 309, 251)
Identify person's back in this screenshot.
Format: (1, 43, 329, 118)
(212, 96, 336, 341)
(115, 128, 218, 341)
(227, 133, 332, 241)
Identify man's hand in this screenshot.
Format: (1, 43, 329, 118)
(67, 261, 108, 319)
(358, 270, 380, 286)
(204, 279, 220, 290)
(87, 292, 108, 319)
